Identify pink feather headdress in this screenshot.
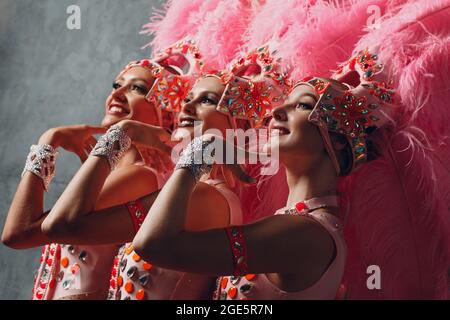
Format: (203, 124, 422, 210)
(141, 0, 259, 71)
(338, 0, 450, 299)
(244, 0, 450, 299)
(241, 0, 402, 222)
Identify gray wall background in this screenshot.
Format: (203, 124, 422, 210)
(0, 0, 165, 299)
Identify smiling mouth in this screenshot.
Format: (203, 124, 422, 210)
(178, 117, 199, 127)
(270, 126, 290, 136)
(108, 104, 130, 115)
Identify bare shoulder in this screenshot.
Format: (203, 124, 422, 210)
(106, 164, 158, 187)
(185, 181, 231, 231)
(96, 164, 159, 210)
(246, 211, 336, 273)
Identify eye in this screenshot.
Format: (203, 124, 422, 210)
(132, 84, 148, 95)
(183, 96, 192, 104)
(201, 96, 217, 105)
(295, 103, 313, 110)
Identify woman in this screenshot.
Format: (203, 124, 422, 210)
(103, 44, 289, 300)
(1, 54, 181, 300)
(129, 48, 398, 300)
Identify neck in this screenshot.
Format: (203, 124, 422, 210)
(283, 155, 338, 208)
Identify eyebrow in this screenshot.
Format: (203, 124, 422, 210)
(286, 91, 318, 105)
(115, 76, 152, 86)
(189, 90, 220, 99)
(297, 91, 318, 101)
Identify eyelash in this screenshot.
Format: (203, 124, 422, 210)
(201, 97, 217, 105)
(112, 82, 147, 95)
(295, 103, 313, 110)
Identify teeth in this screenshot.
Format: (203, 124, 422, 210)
(271, 128, 288, 136)
(180, 120, 194, 126)
(110, 106, 124, 113)
(271, 129, 282, 136)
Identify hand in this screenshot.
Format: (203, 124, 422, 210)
(39, 125, 107, 162)
(139, 147, 174, 173)
(195, 134, 257, 186)
(116, 120, 173, 156)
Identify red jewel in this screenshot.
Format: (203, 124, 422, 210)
(111, 267, 117, 277)
(39, 281, 46, 289)
(50, 248, 55, 255)
(49, 279, 56, 289)
(35, 291, 43, 300)
(141, 60, 150, 67)
(295, 202, 308, 212)
(181, 44, 189, 54)
(301, 76, 313, 82)
(46, 259, 52, 266)
(349, 58, 356, 70)
(110, 279, 116, 288)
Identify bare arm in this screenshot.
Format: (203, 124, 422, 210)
(133, 169, 336, 278)
(41, 151, 160, 239)
(2, 129, 64, 249)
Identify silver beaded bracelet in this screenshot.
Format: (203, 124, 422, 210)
(22, 144, 58, 191)
(175, 137, 216, 182)
(90, 124, 131, 170)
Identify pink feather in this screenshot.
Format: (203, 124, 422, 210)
(340, 127, 450, 299)
(141, 0, 259, 70)
(247, 0, 407, 80)
(354, 0, 450, 139)
(339, 0, 450, 299)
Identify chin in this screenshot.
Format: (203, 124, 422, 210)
(101, 115, 125, 128)
(173, 127, 194, 141)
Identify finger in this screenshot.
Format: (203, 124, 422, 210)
(87, 126, 107, 135)
(76, 148, 88, 163)
(84, 144, 93, 155)
(210, 164, 219, 180)
(152, 150, 163, 172)
(222, 166, 236, 189)
(87, 136, 97, 147)
(157, 128, 173, 143)
(155, 141, 173, 157)
(160, 152, 174, 172)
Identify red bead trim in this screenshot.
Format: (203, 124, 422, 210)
(126, 199, 147, 233)
(32, 243, 60, 300)
(225, 226, 248, 276)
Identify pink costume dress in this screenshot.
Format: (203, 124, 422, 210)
(32, 167, 166, 300)
(214, 197, 346, 300)
(107, 179, 242, 300)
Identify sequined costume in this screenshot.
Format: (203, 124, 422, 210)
(215, 198, 346, 300)
(107, 179, 243, 300)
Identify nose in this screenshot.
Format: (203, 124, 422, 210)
(272, 103, 288, 122)
(111, 86, 127, 103)
(180, 97, 197, 116)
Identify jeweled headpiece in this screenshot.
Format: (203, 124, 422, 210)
(206, 45, 291, 121)
(148, 38, 205, 113)
(294, 48, 396, 175)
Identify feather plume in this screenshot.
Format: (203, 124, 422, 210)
(141, 0, 259, 70)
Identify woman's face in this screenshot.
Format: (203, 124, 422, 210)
(175, 76, 231, 139)
(267, 84, 326, 165)
(102, 66, 160, 127)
